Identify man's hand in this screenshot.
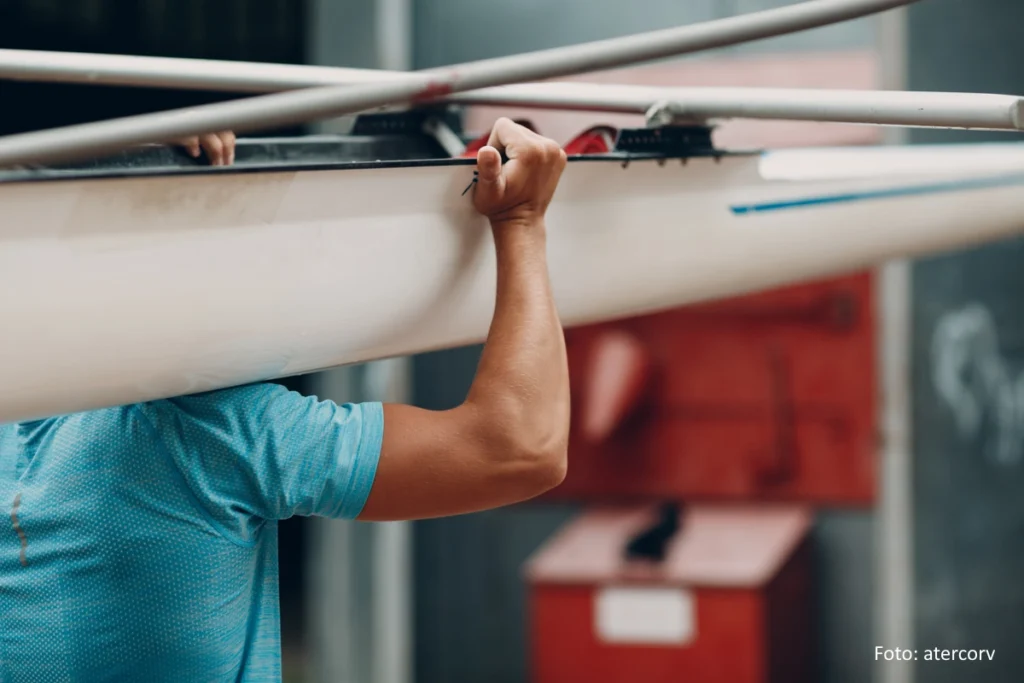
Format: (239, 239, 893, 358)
(177, 131, 236, 166)
(358, 120, 570, 521)
(473, 117, 567, 227)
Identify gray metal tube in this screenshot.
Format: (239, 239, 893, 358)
(0, 48, 392, 92)
(4, 53, 1022, 132)
(463, 83, 1024, 131)
(0, 0, 919, 168)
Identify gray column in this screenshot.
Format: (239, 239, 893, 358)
(304, 2, 414, 683)
(907, 2, 1024, 683)
(875, 9, 914, 683)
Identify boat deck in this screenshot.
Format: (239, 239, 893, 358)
(0, 116, 727, 183)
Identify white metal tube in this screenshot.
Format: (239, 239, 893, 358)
(0, 0, 918, 94)
(645, 87, 1024, 130)
(468, 84, 1024, 131)
(0, 0, 919, 167)
(0, 48, 394, 91)
(3, 57, 1021, 132)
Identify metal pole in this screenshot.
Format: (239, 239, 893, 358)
(4, 48, 1022, 132)
(0, 0, 919, 168)
(0, 0, 918, 96)
(462, 84, 1024, 131)
(0, 48, 393, 92)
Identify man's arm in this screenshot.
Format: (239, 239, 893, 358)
(358, 118, 570, 521)
(148, 120, 566, 529)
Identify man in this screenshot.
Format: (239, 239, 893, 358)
(0, 118, 570, 682)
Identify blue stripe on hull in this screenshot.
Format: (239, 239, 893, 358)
(731, 172, 1024, 215)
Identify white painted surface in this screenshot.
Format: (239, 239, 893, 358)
(5, 147, 1024, 422)
(595, 586, 696, 645)
(760, 142, 1024, 179)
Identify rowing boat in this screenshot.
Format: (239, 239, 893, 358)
(3, 124, 1024, 423)
(6, 0, 1024, 423)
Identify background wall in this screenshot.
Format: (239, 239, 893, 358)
(410, 3, 879, 683)
(906, 1, 1024, 681)
(7, 2, 1024, 681)
(0, 0, 306, 135)
(413, 0, 874, 67)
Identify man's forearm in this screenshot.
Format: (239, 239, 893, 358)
(466, 219, 570, 459)
(361, 120, 570, 520)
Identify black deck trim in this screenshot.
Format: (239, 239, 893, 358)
(0, 135, 749, 185)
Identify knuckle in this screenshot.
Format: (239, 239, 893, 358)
(521, 143, 542, 162)
(527, 140, 562, 166)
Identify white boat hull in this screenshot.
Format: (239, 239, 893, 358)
(4, 144, 1024, 422)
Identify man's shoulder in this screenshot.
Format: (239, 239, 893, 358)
(1, 407, 158, 472)
(151, 382, 289, 410)
(133, 382, 310, 455)
(56, 405, 153, 444)
(139, 382, 297, 428)
(0, 422, 17, 447)
(0, 384, 286, 448)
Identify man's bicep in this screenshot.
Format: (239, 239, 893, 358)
(357, 403, 548, 521)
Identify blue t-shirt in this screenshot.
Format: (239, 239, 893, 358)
(0, 383, 383, 682)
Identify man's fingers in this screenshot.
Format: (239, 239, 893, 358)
(175, 132, 235, 165)
(486, 117, 535, 160)
(218, 131, 236, 165)
(201, 134, 225, 166)
(180, 137, 201, 158)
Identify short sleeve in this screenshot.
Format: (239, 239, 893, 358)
(137, 383, 383, 544)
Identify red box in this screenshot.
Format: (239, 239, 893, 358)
(527, 505, 814, 683)
(551, 273, 876, 505)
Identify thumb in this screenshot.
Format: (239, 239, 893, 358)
(475, 145, 505, 199)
